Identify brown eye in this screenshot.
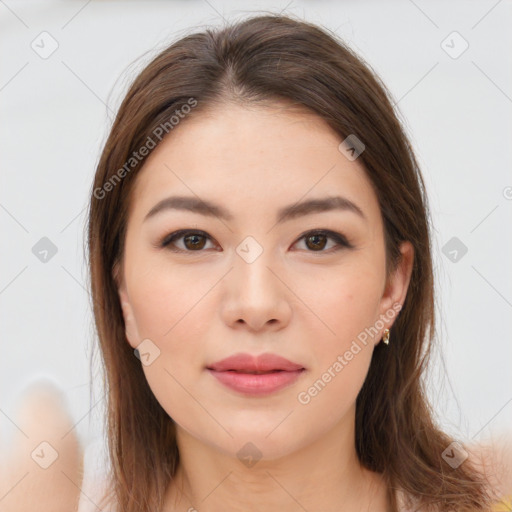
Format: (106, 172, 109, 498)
(160, 230, 215, 252)
(305, 233, 328, 251)
(295, 230, 351, 253)
(182, 233, 207, 250)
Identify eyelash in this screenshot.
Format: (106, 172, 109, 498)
(158, 229, 353, 254)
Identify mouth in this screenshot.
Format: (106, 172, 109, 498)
(206, 367, 305, 396)
(205, 352, 305, 395)
(220, 369, 289, 374)
(207, 352, 305, 373)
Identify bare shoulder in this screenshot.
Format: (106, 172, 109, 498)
(466, 433, 512, 499)
(0, 380, 84, 512)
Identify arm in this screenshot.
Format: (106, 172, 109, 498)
(0, 380, 84, 512)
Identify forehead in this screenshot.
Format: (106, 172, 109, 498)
(128, 103, 381, 228)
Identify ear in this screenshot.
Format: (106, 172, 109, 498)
(377, 240, 414, 339)
(113, 261, 141, 349)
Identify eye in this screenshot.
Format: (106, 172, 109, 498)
(158, 229, 352, 253)
(160, 230, 216, 252)
(294, 230, 352, 253)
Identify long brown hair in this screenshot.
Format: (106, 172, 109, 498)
(86, 13, 498, 511)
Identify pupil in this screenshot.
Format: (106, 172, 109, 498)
(186, 234, 204, 250)
(308, 234, 325, 250)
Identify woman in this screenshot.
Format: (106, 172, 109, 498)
(85, 12, 510, 512)
(4, 12, 508, 512)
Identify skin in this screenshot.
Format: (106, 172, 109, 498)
(0, 381, 83, 512)
(115, 102, 415, 512)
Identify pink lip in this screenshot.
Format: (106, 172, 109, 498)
(208, 353, 304, 372)
(206, 353, 305, 396)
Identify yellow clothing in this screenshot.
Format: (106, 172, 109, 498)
(493, 495, 512, 511)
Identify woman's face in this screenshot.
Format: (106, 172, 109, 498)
(115, 103, 412, 460)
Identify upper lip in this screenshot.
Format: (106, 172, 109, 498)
(207, 353, 304, 372)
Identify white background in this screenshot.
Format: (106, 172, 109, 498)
(1, 0, 511, 453)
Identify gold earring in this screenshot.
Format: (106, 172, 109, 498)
(382, 328, 390, 345)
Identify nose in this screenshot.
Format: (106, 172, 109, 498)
(220, 250, 292, 333)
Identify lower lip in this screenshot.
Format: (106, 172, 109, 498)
(207, 369, 305, 396)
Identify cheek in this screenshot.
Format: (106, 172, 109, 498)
(126, 262, 216, 413)
(296, 259, 383, 348)
(127, 266, 210, 427)
(292, 262, 382, 401)
(292, 270, 380, 421)
(128, 259, 214, 346)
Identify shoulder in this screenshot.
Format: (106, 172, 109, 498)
(466, 433, 512, 503)
(0, 380, 83, 511)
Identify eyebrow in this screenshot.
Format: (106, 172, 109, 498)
(143, 195, 367, 224)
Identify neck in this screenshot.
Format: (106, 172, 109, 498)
(163, 408, 390, 511)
